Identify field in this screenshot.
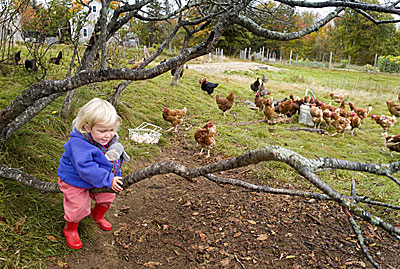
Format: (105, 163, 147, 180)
(0, 51, 399, 268)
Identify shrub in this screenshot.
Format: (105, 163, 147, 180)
(339, 59, 348, 68)
(363, 64, 373, 72)
(378, 55, 400, 73)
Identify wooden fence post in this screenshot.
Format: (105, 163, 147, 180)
(289, 50, 292, 65)
(248, 47, 251, 60)
(329, 52, 333, 69)
(261, 47, 264, 62)
(373, 54, 378, 72)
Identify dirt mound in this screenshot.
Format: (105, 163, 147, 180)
(48, 136, 399, 269)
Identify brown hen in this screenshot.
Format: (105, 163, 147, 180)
(310, 104, 323, 129)
(330, 111, 351, 137)
(162, 106, 187, 132)
(262, 98, 275, 121)
(216, 92, 234, 117)
(371, 114, 396, 133)
(348, 102, 372, 121)
(384, 132, 400, 156)
(329, 92, 348, 103)
(386, 100, 400, 117)
(194, 121, 217, 158)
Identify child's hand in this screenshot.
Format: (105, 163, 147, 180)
(111, 176, 123, 192)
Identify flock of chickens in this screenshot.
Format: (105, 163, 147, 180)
(162, 77, 223, 158)
(12, 50, 63, 72)
(162, 73, 400, 158)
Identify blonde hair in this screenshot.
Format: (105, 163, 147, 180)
(72, 98, 120, 133)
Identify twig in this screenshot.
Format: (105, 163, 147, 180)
(234, 254, 246, 269)
(204, 174, 331, 200)
(351, 179, 356, 200)
(314, 168, 332, 173)
(351, 197, 400, 209)
(343, 207, 381, 269)
(384, 173, 400, 187)
(306, 213, 322, 225)
(288, 125, 328, 134)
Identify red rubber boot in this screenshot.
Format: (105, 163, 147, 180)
(90, 204, 112, 231)
(63, 222, 82, 249)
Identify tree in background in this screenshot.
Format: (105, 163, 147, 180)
(330, 5, 400, 65)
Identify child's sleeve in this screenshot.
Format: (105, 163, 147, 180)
(70, 140, 114, 189)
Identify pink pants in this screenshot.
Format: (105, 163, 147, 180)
(58, 178, 116, 223)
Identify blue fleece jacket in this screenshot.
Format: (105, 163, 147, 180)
(57, 129, 122, 189)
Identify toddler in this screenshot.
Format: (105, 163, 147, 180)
(58, 98, 128, 249)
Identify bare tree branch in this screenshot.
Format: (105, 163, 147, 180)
(355, 8, 400, 24)
(276, 0, 400, 15)
(344, 207, 382, 269)
(234, 7, 345, 41)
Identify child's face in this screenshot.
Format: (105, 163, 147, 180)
(84, 122, 117, 145)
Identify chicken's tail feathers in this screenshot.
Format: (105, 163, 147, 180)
(183, 107, 187, 113)
(367, 106, 372, 114)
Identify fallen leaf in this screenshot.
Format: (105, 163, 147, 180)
(233, 232, 242, 238)
(247, 219, 256, 225)
(183, 201, 191, 206)
(200, 233, 206, 241)
(208, 245, 216, 251)
(57, 260, 67, 267)
(286, 255, 296, 259)
(143, 261, 163, 268)
(46, 235, 57, 242)
(257, 234, 268, 241)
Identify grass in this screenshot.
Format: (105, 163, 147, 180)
(0, 45, 400, 267)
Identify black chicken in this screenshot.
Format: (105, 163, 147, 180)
(50, 51, 63, 65)
(25, 59, 38, 72)
(250, 78, 260, 93)
(14, 50, 21, 64)
(199, 77, 218, 95)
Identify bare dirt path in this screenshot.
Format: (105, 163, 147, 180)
(187, 61, 284, 73)
(48, 134, 399, 269)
